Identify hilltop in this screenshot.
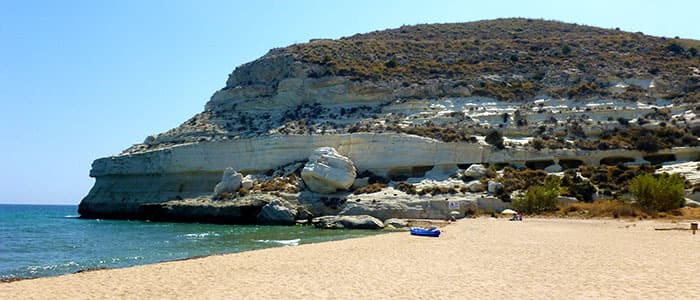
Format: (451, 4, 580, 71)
(290, 18, 699, 101)
(121, 18, 700, 153)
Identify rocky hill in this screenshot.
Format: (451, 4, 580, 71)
(124, 18, 700, 153)
(79, 19, 700, 224)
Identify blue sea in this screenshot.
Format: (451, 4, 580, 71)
(0, 204, 379, 280)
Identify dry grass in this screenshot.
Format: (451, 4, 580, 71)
(660, 207, 700, 220)
(557, 200, 700, 220)
(558, 200, 644, 219)
(254, 176, 301, 193)
(394, 182, 417, 194)
(353, 183, 387, 195)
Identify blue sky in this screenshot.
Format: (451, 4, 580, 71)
(1, 0, 698, 204)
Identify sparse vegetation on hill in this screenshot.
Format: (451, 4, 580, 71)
(527, 126, 700, 152)
(578, 127, 699, 152)
(286, 18, 700, 101)
(579, 164, 658, 197)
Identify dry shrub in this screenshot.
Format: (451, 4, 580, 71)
(353, 183, 388, 195)
(256, 175, 300, 193)
(394, 182, 417, 194)
(419, 186, 457, 196)
(559, 200, 643, 218)
(499, 167, 548, 193)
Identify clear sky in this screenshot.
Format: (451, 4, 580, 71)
(1, 0, 698, 205)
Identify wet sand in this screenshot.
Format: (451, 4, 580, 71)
(2, 218, 699, 299)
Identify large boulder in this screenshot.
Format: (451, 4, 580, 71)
(214, 168, 243, 196)
(301, 147, 357, 194)
(241, 175, 255, 190)
(467, 180, 484, 192)
(464, 164, 487, 178)
(488, 181, 504, 194)
(312, 215, 384, 229)
(257, 199, 298, 225)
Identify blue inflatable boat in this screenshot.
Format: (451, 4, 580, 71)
(410, 227, 441, 237)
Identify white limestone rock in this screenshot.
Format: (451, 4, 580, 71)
(301, 147, 357, 194)
(312, 215, 384, 229)
(424, 164, 460, 181)
(241, 175, 255, 190)
(383, 218, 408, 229)
(213, 167, 242, 195)
(656, 162, 700, 185)
(544, 163, 563, 173)
(464, 164, 487, 178)
(685, 198, 700, 208)
(487, 181, 504, 194)
(467, 180, 484, 192)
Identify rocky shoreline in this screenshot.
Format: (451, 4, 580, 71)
(79, 144, 700, 229)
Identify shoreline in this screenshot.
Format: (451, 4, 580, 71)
(1, 214, 695, 285)
(2, 217, 699, 299)
(0, 218, 450, 284)
(0, 217, 452, 283)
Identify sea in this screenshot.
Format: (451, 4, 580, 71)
(0, 204, 380, 280)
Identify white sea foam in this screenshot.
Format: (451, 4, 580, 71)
(181, 232, 220, 239)
(254, 238, 300, 246)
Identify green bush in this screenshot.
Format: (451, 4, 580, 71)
(485, 129, 505, 149)
(512, 177, 562, 214)
(667, 42, 684, 54)
(629, 173, 685, 212)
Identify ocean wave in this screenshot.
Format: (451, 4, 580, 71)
(26, 261, 79, 273)
(254, 238, 300, 246)
(63, 215, 81, 218)
(180, 232, 220, 239)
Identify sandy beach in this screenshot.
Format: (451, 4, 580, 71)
(2, 217, 699, 299)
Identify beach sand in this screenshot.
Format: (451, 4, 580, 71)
(2, 218, 699, 299)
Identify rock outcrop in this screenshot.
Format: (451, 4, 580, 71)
(312, 215, 384, 229)
(214, 168, 242, 196)
(383, 218, 408, 229)
(464, 164, 487, 178)
(487, 181, 504, 194)
(241, 175, 255, 190)
(257, 199, 298, 225)
(135, 195, 275, 224)
(467, 180, 484, 192)
(301, 147, 357, 194)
